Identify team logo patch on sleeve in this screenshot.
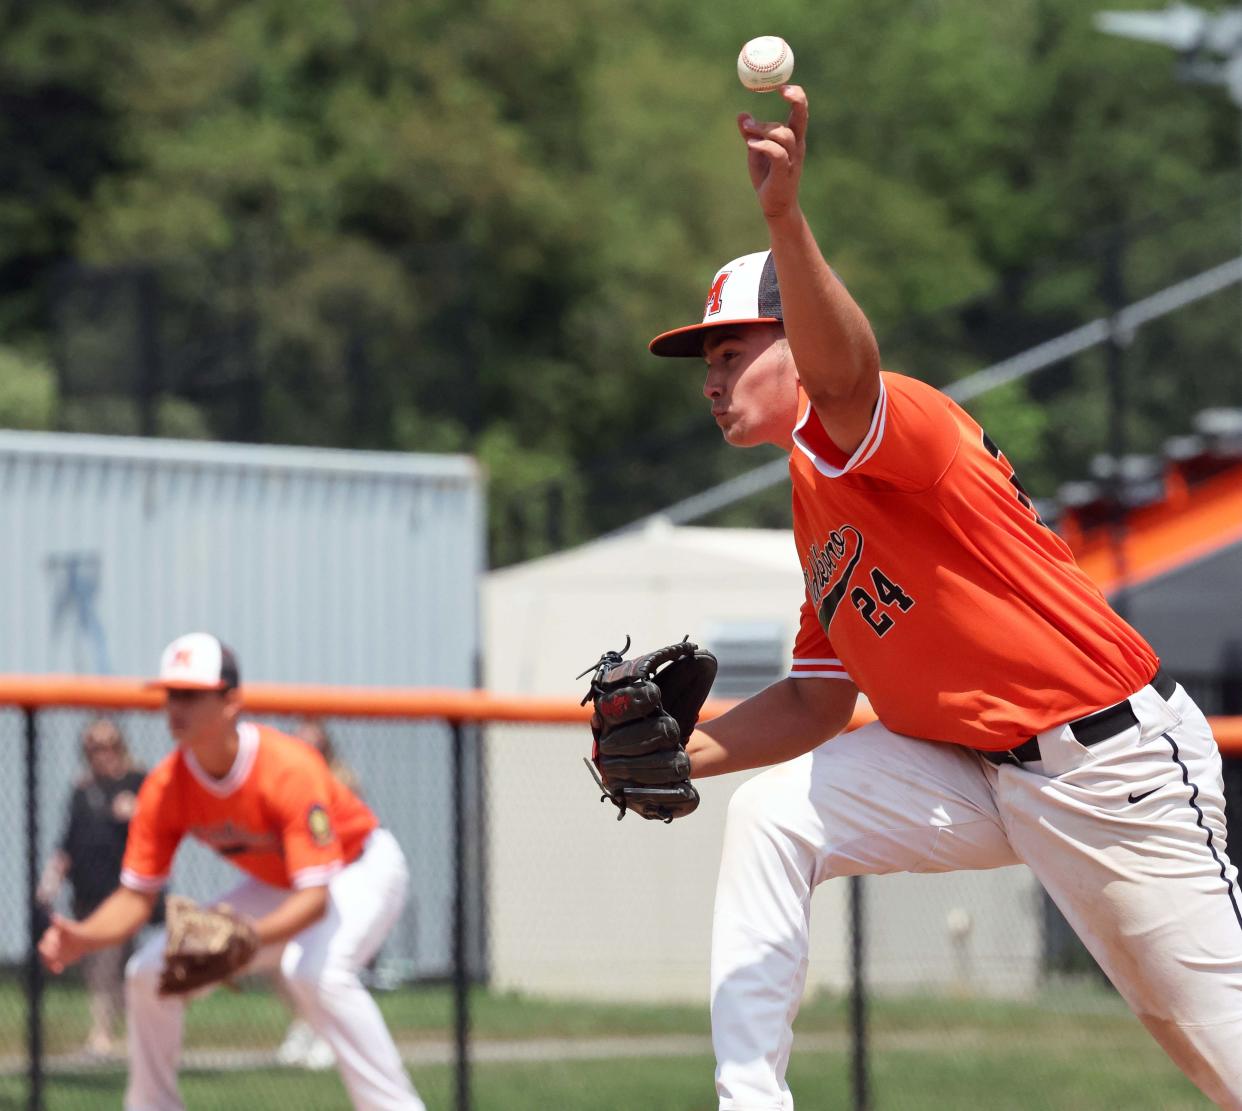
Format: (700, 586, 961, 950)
(306, 804, 334, 847)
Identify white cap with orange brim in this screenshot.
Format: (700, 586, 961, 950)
(648, 250, 784, 358)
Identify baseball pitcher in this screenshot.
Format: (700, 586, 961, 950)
(38, 633, 424, 1111)
(601, 84, 1242, 1109)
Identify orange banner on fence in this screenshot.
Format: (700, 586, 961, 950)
(0, 675, 1238, 755)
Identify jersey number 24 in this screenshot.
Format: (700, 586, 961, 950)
(851, 567, 915, 637)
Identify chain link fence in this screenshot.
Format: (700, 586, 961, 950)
(0, 703, 480, 1111)
(0, 698, 1237, 1110)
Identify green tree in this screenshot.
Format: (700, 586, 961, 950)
(3, 0, 1240, 561)
(0, 346, 55, 428)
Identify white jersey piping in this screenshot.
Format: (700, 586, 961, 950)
(792, 379, 888, 478)
(183, 721, 260, 798)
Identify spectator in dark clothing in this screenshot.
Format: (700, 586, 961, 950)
(37, 719, 149, 1056)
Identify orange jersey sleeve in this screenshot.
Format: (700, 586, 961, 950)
(120, 755, 185, 893)
(791, 374, 960, 492)
(790, 594, 852, 681)
(262, 736, 359, 889)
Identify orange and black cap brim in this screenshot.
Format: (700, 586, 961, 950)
(648, 316, 782, 358)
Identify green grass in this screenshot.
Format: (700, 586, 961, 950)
(0, 980, 711, 1055)
(0, 980, 1212, 1109)
(1, 977, 1143, 1055)
(0, 1051, 1210, 1111)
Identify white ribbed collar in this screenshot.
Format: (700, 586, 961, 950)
(184, 721, 259, 798)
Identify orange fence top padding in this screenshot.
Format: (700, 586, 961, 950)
(0, 675, 1239, 756)
(0, 676, 592, 724)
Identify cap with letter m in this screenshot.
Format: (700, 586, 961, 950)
(649, 250, 783, 358)
(149, 632, 241, 691)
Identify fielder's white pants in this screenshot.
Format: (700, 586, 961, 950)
(124, 828, 424, 1111)
(711, 679, 1242, 1110)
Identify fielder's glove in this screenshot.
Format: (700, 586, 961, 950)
(158, 895, 259, 996)
(580, 637, 717, 822)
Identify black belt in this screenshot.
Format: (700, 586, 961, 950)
(983, 668, 1176, 766)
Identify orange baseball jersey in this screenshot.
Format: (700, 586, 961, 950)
(790, 371, 1158, 750)
(121, 722, 379, 892)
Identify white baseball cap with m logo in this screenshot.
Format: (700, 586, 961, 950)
(149, 632, 241, 691)
(648, 250, 783, 358)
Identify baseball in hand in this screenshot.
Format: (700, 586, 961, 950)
(737, 36, 795, 92)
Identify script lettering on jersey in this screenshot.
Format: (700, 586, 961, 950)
(804, 525, 917, 639)
(188, 821, 282, 857)
(802, 526, 865, 628)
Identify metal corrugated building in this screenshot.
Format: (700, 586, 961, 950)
(2, 429, 482, 685)
(0, 430, 484, 976)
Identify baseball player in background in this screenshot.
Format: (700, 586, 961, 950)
(37, 632, 424, 1111)
(648, 85, 1242, 1109)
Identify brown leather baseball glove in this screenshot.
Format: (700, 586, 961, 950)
(158, 895, 259, 996)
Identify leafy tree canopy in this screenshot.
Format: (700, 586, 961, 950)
(2, 0, 1239, 562)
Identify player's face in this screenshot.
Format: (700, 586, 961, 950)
(164, 688, 237, 746)
(702, 325, 799, 450)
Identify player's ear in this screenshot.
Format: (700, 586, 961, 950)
(221, 687, 243, 721)
(776, 333, 799, 378)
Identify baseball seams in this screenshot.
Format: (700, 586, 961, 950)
(741, 41, 789, 75)
(739, 39, 791, 91)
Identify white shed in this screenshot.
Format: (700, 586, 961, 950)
(484, 521, 1041, 1003)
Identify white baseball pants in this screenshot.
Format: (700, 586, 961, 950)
(711, 678, 1242, 1110)
(124, 828, 424, 1111)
